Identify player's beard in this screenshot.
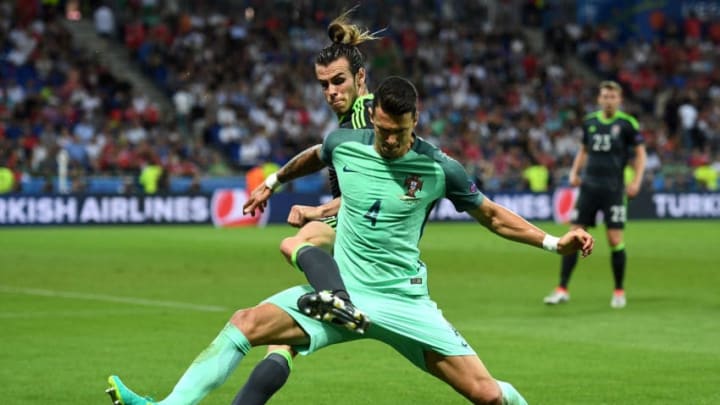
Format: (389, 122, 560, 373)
(602, 105, 617, 118)
(377, 140, 411, 159)
(378, 144, 399, 159)
(332, 81, 360, 115)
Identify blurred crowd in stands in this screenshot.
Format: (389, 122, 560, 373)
(1, 0, 719, 195)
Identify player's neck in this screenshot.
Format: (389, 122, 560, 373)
(602, 109, 617, 119)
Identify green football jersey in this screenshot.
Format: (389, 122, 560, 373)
(582, 110, 643, 191)
(321, 128, 484, 296)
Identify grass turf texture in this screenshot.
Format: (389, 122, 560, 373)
(1, 221, 718, 404)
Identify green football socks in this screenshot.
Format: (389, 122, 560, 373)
(497, 380, 528, 405)
(157, 323, 251, 405)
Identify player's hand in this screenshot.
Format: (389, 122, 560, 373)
(569, 172, 581, 187)
(287, 205, 321, 227)
(626, 182, 641, 199)
(557, 228, 594, 257)
(243, 183, 273, 216)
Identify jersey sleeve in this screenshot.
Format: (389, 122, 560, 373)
(320, 129, 344, 166)
(321, 128, 372, 166)
(441, 154, 485, 212)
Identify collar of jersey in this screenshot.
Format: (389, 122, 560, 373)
(596, 110, 621, 125)
(336, 94, 374, 124)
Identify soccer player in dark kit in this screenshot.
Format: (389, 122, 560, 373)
(544, 80, 646, 309)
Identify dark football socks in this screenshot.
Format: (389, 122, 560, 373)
(231, 350, 292, 405)
(293, 244, 350, 301)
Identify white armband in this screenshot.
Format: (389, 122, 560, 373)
(542, 234, 560, 253)
(264, 173, 281, 191)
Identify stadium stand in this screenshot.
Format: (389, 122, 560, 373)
(1, 1, 718, 195)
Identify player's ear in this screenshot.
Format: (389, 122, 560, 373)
(369, 106, 375, 124)
(356, 67, 366, 87)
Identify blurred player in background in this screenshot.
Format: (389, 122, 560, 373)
(107, 75, 594, 405)
(234, 8, 379, 405)
(544, 80, 646, 308)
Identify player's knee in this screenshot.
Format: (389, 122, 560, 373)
(301, 223, 334, 251)
(229, 308, 262, 342)
(307, 233, 334, 252)
(465, 379, 503, 405)
(279, 236, 301, 262)
(608, 236, 623, 247)
(607, 229, 623, 246)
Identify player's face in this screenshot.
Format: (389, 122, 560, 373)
(598, 88, 621, 116)
(315, 58, 364, 114)
(370, 104, 417, 159)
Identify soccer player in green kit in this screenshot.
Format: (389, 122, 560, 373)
(106, 77, 594, 405)
(544, 80, 646, 308)
(108, 9, 381, 405)
(228, 10, 379, 405)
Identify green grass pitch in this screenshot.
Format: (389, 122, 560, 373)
(1, 221, 719, 404)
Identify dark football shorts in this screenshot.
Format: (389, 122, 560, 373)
(571, 185, 626, 229)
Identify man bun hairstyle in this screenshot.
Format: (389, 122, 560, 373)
(327, 6, 379, 46)
(316, 6, 383, 74)
(373, 76, 418, 117)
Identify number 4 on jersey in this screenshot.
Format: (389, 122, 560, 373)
(364, 199, 382, 227)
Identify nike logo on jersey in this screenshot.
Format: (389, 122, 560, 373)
(342, 165, 358, 173)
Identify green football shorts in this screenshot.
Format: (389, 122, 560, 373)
(263, 285, 475, 371)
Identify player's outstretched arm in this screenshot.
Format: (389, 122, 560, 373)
(243, 145, 326, 216)
(468, 198, 594, 257)
(287, 198, 341, 227)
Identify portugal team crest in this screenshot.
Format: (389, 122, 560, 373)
(404, 174, 423, 198)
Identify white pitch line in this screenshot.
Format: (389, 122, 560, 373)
(0, 309, 164, 319)
(0, 285, 228, 312)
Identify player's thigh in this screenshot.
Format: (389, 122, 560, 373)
(425, 351, 500, 402)
(231, 302, 309, 347)
(601, 190, 626, 230)
(264, 285, 362, 355)
(355, 292, 475, 371)
(296, 220, 336, 252)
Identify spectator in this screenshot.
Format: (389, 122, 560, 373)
(693, 163, 718, 191)
(0, 166, 15, 194)
(94, 3, 116, 39)
(139, 162, 163, 194)
(3, 1, 718, 196)
(522, 158, 550, 192)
